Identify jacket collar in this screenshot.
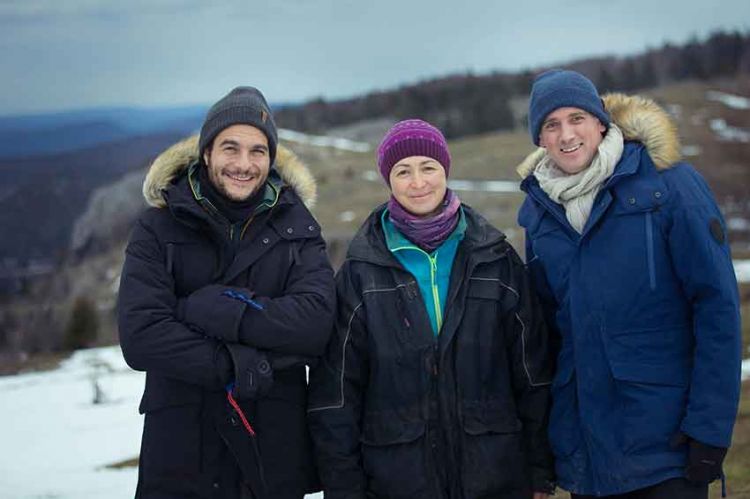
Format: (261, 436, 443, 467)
(381, 207, 467, 255)
(143, 134, 317, 209)
(347, 204, 507, 268)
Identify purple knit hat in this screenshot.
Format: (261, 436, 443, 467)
(377, 119, 451, 184)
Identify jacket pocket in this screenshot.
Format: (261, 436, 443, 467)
(360, 413, 430, 499)
(139, 404, 215, 498)
(609, 357, 689, 456)
(460, 403, 526, 497)
(139, 373, 203, 414)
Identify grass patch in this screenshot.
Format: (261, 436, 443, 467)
(102, 457, 138, 470)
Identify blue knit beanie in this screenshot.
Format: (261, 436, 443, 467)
(528, 69, 610, 146)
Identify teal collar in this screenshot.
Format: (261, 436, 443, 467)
(382, 206, 467, 254)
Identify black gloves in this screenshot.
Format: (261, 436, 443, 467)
(672, 433, 727, 484)
(180, 285, 258, 343)
(686, 438, 727, 484)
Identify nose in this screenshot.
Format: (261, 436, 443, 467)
(560, 123, 576, 143)
(237, 151, 254, 169)
(410, 170, 427, 188)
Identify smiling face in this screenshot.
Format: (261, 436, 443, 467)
(202, 124, 271, 201)
(388, 155, 447, 217)
(538, 107, 607, 175)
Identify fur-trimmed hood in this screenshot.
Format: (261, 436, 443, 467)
(517, 93, 681, 178)
(143, 135, 317, 208)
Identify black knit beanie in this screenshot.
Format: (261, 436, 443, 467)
(198, 86, 278, 163)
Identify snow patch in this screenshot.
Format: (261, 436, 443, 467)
(0, 346, 322, 498)
(706, 90, 750, 110)
(339, 210, 356, 223)
(709, 119, 750, 143)
(728, 218, 750, 231)
(279, 129, 371, 152)
(735, 260, 750, 283)
(681, 145, 702, 157)
(447, 179, 520, 193)
(743, 358, 750, 382)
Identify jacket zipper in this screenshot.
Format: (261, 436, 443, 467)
(428, 252, 443, 332)
(645, 212, 656, 290)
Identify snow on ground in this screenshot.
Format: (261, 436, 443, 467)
(448, 179, 520, 193)
(706, 90, 750, 110)
(735, 260, 750, 284)
(279, 128, 371, 152)
(0, 347, 142, 499)
(3, 257, 750, 497)
(0, 346, 322, 498)
(709, 118, 750, 143)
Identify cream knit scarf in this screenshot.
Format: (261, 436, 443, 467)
(533, 124, 624, 234)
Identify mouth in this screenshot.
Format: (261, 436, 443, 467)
(560, 143, 583, 154)
(409, 192, 433, 201)
(225, 171, 257, 183)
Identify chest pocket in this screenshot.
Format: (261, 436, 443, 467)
(164, 236, 219, 296)
(608, 180, 669, 292)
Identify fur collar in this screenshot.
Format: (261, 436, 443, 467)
(517, 93, 681, 178)
(142, 135, 317, 208)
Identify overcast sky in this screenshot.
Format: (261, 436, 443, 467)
(1, 0, 749, 115)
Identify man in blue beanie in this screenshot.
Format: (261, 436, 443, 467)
(516, 69, 741, 498)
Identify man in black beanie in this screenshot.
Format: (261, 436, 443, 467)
(516, 70, 741, 498)
(118, 86, 335, 499)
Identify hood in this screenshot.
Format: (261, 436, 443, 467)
(517, 93, 682, 178)
(142, 134, 317, 208)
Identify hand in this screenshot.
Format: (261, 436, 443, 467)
(182, 285, 248, 342)
(685, 438, 727, 484)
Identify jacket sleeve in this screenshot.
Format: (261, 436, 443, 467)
(181, 236, 336, 357)
(505, 249, 556, 493)
(307, 262, 369, 499)
(118, 217, 244, 390)
(666, 166, 741, 448)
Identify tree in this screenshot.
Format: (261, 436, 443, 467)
(64, 296, 99, 350)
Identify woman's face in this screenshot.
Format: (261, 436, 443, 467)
(388, 155, 447, 217)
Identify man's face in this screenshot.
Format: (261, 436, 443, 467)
(538, 107, 606, 175)
(203, 124, 271, 201)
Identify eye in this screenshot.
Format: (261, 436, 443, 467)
(394, 169, 409, 177)
(252, 148, 267, 156)
(571, 115, 585, 123)
(543, 122, 558, 131)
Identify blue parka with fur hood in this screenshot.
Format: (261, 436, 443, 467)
(517, 93, 741, 496)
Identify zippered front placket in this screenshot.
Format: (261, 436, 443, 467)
(428, 252, 443, 332)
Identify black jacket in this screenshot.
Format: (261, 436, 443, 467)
(308, 205, 554, 499)
(118, 137, 335, 499)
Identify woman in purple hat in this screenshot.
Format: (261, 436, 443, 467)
(309, 119, 555, 499)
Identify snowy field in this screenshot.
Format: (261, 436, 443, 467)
(0, 346, 322, 499)
(2, 258, 749, 497)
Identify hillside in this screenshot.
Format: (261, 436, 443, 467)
(1, 77, 748, 359)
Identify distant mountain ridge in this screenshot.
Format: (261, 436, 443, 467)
(0, 105, 207, 159)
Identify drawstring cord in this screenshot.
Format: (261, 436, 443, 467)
(225, 382, 256, 436)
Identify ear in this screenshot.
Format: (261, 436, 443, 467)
(598, 120, 607, 134)
(202, 148, 210, 166)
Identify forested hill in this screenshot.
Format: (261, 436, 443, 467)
(275, 31, 750, 138)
